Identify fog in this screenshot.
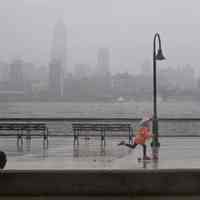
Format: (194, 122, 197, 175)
(0, 0, 200, 73)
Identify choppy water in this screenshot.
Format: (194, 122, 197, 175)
(0, 101, 200, 118)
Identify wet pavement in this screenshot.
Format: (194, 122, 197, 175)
(3, 137, 200, 170)
(2, 137, 200, 199)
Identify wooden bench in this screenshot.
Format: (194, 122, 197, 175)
(0, 123, 49, 141)
(72, 123, 133, 145)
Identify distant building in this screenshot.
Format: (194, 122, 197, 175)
(74, 64, 91, 79)
(112, 72, 136, 99)
(50, 19, 67, 74)
(9, 59, 25, 91)
(112, 72, 133, 92)
(159, 65, 196, 91)
(180, 64, 196, 90)
(96, 48, 110, 77)
(49, 19, 67, 98)
(94, 48, 112, 97)
(0, 61, 9, 81)
(48, 59, 62, 98)
(141, 60, 151, 75)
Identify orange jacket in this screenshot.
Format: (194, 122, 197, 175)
(134, 127, 152, 144)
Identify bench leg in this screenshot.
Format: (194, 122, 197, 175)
(77, 130, 79, 145)
(101, 130, 106, 146)
(43, 139, 48, 149)
(17, 131, 23, 151)
(128, 131, 131, 144)
(73, 129, 79, 145)
(42, 128, 49, 149)
(73, 129, 76, 145)
(73, 135, 76, 145)
(26, 130, 31, 140)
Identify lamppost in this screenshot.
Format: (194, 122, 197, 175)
(151, 33, 166, 159)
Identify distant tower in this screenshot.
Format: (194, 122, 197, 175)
(51, 20, 67, 72)
(95, 48, 111, 96)
(9, 59, 24, 91)
(49, 20, 67, 97)
(48, 59, 62, 97)
(96, 48, 110, 77)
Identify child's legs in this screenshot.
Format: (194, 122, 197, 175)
(125, 143, 137, 149)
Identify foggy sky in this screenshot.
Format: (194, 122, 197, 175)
(0, 0, 200, 74)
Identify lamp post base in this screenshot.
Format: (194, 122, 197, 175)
(151, 140, 160, 147)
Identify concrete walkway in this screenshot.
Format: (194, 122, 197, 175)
(4, 137, 200, 170)
(112, 137, 200, 169)
(2, 138, 200, 198)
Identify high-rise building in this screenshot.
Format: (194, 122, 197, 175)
(0, 61, 9, 81)
(95, 48, 111, 98)
(49, 20, 67, 98)
(51, 20, 67, 72)
(48, 59, 62, 98)
(74, 64, 91, 79)
(9, 59, 24, 91)
(96, 48, 110, 77)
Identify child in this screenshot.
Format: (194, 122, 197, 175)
(118, 117, 152, 160)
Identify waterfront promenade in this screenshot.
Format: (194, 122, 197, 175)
(3, 136, 200, 170)
(1, 137, 200, 198)
(1, 117, 200, 198)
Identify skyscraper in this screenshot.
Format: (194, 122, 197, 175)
(96, 48, 110, 77)
(9, 59, 24, 91)
(48, 59, 62, 98)
(95, 48, 111, 98)
(49, 20, 67, 98)
(51, 20, 67, 71)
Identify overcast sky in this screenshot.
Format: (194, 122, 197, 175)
(0, 0, 200, 74)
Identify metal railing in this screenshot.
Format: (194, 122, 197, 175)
(0, 117, 199, 137)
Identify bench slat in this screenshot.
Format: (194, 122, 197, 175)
(72, 123, 133, 132)
(0, 123, 46, 131)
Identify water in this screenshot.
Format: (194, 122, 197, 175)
(0, 100, 200, 118)
(0, 101, 200, 170)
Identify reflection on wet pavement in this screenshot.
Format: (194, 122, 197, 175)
(2, 137, 200, 170)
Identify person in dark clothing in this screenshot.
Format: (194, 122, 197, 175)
(0, 151, 7, 169)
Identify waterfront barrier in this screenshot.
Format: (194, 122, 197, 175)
(0, 117, 200, 137)
(1, 169, 200, 196)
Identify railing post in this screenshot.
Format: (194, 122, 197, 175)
(73, 128, 76, 145)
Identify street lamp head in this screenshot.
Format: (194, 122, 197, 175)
(156, 48, 166, 60)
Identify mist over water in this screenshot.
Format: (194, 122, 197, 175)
(0, 101, 200, 118)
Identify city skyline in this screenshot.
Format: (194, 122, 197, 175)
(1, 1, 200, 74)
